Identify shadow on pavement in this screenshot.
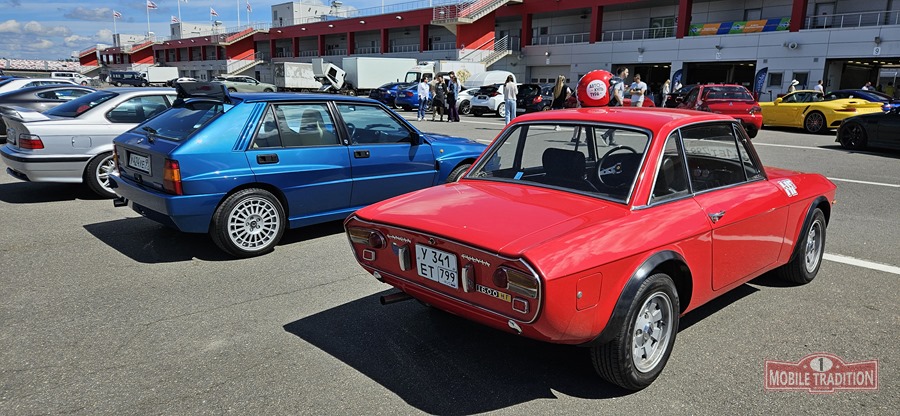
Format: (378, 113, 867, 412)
(0, 182, 108, 204)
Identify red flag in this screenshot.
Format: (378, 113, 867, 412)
(146, 1, 158, 10)
(210, 7, 219, 17)
(113, 10, 122, 19)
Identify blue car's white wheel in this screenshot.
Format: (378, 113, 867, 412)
(211, 188, 286, 258)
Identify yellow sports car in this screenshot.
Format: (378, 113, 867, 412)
(760, 90, 883, 134)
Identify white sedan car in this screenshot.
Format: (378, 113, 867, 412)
(1, 88, 176, 197)
(0, 78, 77, 94)
(469, 84, 508, 117)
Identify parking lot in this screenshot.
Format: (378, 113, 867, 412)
(0, 111, 897, 414)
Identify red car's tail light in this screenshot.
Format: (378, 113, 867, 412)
(749, 106, 762, 115)
(532, 95, 543, 104)
(347, 227, 386, 249)
(493, 266, 539, 299)
(163, 158, 183, 195)
(461, 263, 476, 293)
(493, 268, 509, 288)
(17, 134, 44, 149)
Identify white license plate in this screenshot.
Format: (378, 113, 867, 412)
(415, 244, 458, 289)
(128, 152, 151, 174)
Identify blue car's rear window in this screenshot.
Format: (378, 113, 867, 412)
(134, 100, 229, 142)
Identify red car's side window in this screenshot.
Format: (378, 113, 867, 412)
(679, 123, 750, 192)
(650, 132, 690, 203)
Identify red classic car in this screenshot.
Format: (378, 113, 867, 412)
(344, 108, 836, 390)
(677, 84, 763, 138)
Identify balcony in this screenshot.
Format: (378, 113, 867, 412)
(805, 10, 900, 29)
(532, 32, 589, 46)
(325, 48, 348, 56)
(601, 26, 675, 42)
(390, 44, 420, 53)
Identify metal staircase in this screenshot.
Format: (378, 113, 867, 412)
(226, 51, 266, 75)
(458, 35, 513, 68)
(432, 0, 523, 33)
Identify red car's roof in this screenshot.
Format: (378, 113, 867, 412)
(511, 107, 736, 132)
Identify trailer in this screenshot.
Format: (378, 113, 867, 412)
(141, 67, 179, 86)
(312, 57, 415, 96)
(404, 61, 487, 85)
(273, 62, 322, 91)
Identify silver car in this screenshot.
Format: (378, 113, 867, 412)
(1, 88, 176, 197)
(212, 75, 276, 93)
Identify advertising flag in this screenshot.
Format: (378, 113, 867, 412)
(147, 1, 158, 10)
(210, 7, 219, 17)
(113, 10, 122, 19)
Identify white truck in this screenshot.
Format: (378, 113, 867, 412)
(141, 67, 179, 86)
(404, 60, 486, 85)
(312, 57, 416, 96)
(273, 62, 322, 91)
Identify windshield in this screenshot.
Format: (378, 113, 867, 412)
(45, 90, 117, 118)
(132, 100, 230, 142)
(404, 72, 421, 83)
(467, 123, 650, 203)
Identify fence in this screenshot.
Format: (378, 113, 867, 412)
(805, 10, 900, 29)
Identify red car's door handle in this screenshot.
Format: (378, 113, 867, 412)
(708, 211, 726, 223)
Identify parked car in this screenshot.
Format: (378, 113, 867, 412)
(212, 75, 276, 92)
(836, 106, 900, 151)
(108, 84, 487, 258)
(165, 77, 198, 87)
(369, 81, 413, 108)
(0, 85, 95, 143)
(677, 84, 762, 138)
(664, 84, 697, 108)
(824, 89, 900, 112)
(456, 86, 475, 115)
(344, 107, 836, 391)
(1, 88, 176, 197)
(470, 84, 506, 117)
(394, 83, 432, 112)
(759, 90, 883, 134)
(0, 78, 77, 94)
(50, 71, 92, 86)
(516, 83, 553, 113)
(108, 71, 147, 87)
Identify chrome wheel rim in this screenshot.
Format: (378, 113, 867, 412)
(498, 103, 506, 117)
(227, 197, 281, 251)
(806, 113, 824, 132)
(631, 291, 674, 373)
(805, 221, 824, 273)
(95, 155, 116, 192)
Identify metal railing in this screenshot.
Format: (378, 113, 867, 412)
(355, 46, 380, 54)
(226, 51, 265, 74)
(390, 44, 420, 53)
(325, 48, 348, 56)
(532, 32, 590, 45)
(272, 0, 461, 27)
(601, 26, 675, 42)
(430, 41, 457, 51)
(300, 50, 319, 57)
(805, 10, 900, 29)
(458, 35, 498, 61)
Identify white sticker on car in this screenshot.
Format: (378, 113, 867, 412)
(778, 179, 798, 197)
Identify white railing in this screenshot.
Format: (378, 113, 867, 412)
(300, 50, 319, 57)
(601, 26, 675, 42)
(225, 51, 265, 74)
(532, 32, 590, 45)
(458, 35, 498, 61)
(271, 0, 460, 27)
(390, 44, 420, 53)
(355, 46, 380, 54)
(805, 10, 900, 29)
(325, 48, 348, 56)
(430, 41, 457, 51)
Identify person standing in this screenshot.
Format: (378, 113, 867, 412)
(787, 79, 799, 93)
(551, 75, 570, 110)
(447, 72, 460, 122)
(503, 75, 518, 124)
(862, 81, 873, 91)
(814, 79, 825, 94)
(886, 81, 896, 98)
(416, 75, 430, 121)
(629, 73, 647, 107)
(609, 67, 628, 106)
(660, 79, 671, 107)
(432, 77, 447, 122)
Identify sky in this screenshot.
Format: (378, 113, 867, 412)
(0, 0, 404, 60)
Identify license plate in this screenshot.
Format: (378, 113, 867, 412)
(128, 152, 151, 174)
(415, 244, 458, 289)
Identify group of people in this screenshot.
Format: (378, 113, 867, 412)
(416, 72, 462, 122)
(608, 67, 652, 107)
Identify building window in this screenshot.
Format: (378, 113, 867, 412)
(650, 17, 675, 38)
(768, 72, 783, 87)
(792, 72, 809, 89)
(744, 8, 762, 21)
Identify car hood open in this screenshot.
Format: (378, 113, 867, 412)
(353, 181, 629, 257)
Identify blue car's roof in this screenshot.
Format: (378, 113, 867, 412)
(230, 92, 380, 104)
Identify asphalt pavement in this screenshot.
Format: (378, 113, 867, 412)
(0, 109, 896, 414)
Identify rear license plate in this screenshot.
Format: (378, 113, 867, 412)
(415, 244, 458, 289)
(128, 152, 151, 174)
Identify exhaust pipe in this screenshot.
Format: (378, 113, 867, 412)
(380, 291, 413, 305)
(113, 196, 128, 207)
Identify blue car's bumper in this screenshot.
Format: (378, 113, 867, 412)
(110, 173, 224, 234)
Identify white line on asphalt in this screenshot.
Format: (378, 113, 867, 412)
(826, 177, 900, 188)
(824, 254, 900, 276)
(753, 143, 830, 151)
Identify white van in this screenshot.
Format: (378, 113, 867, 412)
(50, 71, 91, 86)
(463, 70, 515, 89)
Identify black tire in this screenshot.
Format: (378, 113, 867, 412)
(803, 111, 826, 134)
(446, 163, 471, 183)
(775, 208, 826, 284)
(263, 88, 274, 92)
(227, 87, 238, 93)
(113, 82, 121, 87)
(591, 273, 679, 391)
(84, 152, 117, 198)
(459, 100, 471, 115)
(540, 105, 551, 111)
(496, 103, 506, 117)
(838, 122, 867, 150)
(210, 188, 286, 258)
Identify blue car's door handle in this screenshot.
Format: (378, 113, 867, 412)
(257, 154, 279, 164)
(354, 150, 370, 158)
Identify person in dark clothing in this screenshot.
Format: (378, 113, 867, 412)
(447, 72, 461, 122)
(551, 75, 570, 110)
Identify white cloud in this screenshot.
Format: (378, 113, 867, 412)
(64, 34, 92, 47)
(63, 7, 113, 22)
(94, 29, 114, 44)
(24, 21, 72, 37)
(29, 39, 55, 50)
(0, 19, 22, 33)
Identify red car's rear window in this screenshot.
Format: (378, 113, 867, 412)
(703, 86, 754, 101)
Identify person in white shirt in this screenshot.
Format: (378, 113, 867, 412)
(814, 80, 825, 94)
(629, 74, 647, 107)
(862, 81, 873, 91)
(417, 76, 430, 121)
(503, 75, 518, 124)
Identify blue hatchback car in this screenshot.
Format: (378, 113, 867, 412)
(394, 84, 432, 112)
(109, 83, 485, 257)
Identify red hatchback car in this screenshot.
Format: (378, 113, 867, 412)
(344, 108, 836, 390)
(678, 84, 762, 138)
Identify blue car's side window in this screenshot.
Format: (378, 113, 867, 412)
(252, 107, 282, 149)
(336, 104, 413, 145)
(272, 103, 339, 147)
